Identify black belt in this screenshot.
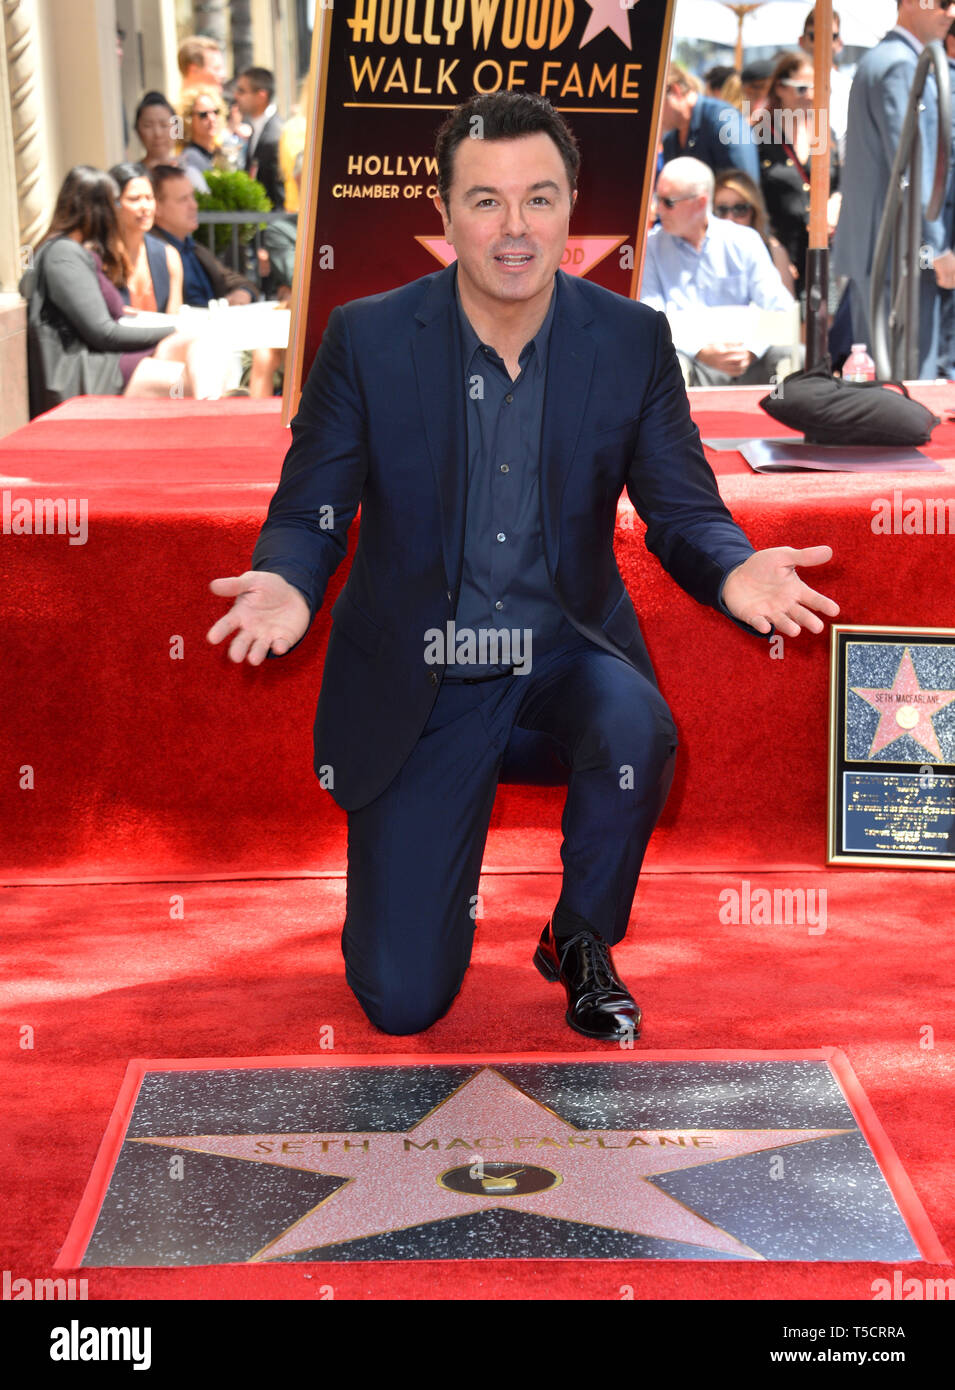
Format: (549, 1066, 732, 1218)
(443, 667, 515, 684)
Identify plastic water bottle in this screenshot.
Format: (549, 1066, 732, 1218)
(843, 343, 876, 382)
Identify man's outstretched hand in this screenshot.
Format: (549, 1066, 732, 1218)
(207, 571, 310, 665)
(721, 546, 839, 637)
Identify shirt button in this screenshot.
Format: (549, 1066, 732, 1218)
(500, 464, 509, 473)
(496, 532, 506, 542)
(802, 182, 810, 192)
(786, 158, 793, 167)
(447, 590, 452, 601)
(504, 393, 513, 403)
(429, 671, 438, 686)
(494, 600, 503, 611)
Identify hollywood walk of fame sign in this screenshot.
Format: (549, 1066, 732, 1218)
(282, 0, 678, 421)
(57, 1052, 945, 1266)
(828, 626, 955, 867)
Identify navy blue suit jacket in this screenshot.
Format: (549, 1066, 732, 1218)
(252, 265, 758, 811)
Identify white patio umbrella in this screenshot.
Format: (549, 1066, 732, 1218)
(673, 0, 897, 64)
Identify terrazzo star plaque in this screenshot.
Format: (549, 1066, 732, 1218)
(828, 626, 955, 867)
(58, 1051, 945, 1266)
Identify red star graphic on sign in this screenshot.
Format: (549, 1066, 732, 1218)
(851, 648, 955, 760)
(416, 235, 628, 278)
(134, 1067, 849, 1259)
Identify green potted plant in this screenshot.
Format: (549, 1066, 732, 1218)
(195, 168, 272, 260)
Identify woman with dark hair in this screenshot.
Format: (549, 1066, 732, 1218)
(713, 168, 797, 296)
(109, 160, 183, 312)
(134, 92, 179, 169)
(109, 162, 184, 313)
(21, 165, 216, 412)
(757, 51, 840, 299)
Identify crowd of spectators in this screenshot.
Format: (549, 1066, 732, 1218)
(647, 1, 955, 383)
(19, 4, 955, 415)
(19, 34, 305, 415)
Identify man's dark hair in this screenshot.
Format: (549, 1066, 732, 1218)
(241, 66, 275, 101)
(705, 64, 735, 92)
(150, 163, 192, 199)
(434, 91, 580, 212)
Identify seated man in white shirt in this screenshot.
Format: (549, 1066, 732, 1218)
(640, 157, 797, 387)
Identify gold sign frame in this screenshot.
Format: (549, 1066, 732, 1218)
(827, 623, 955, 868)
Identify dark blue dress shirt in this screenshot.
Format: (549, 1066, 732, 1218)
(152, 226, 215, 307)
(450, 267, 579, 678)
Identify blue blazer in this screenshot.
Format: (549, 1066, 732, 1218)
(833, 29, 950, 291)
(252, 265, 758, 811)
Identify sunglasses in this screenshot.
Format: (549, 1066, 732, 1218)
(778, 80, 814, 95)
(713, 202, 753, 218)
(654, 192, 698, 209)
(194, 110, 220, 119)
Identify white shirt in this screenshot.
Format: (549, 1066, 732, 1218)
(640, 214, 795, 358)
(247, 103, 277, 160)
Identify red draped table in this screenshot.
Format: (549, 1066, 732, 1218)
(2, 385, 953, 881)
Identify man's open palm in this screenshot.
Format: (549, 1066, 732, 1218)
(722, 546, 839, 636)
(207, 571, 310, 665)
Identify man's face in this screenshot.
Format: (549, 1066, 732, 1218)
(800, 24, 843, 59)
(154, 175, 199, 240)
(661, 81, 691, 132)
(186, 50, 226, 89)
(234, 76, 266, 117)
(901, 0, 955, 46)
(432, 131, 575, 314)
(653, 175, 706, 241)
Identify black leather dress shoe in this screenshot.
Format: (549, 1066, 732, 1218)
(533, 919, 642, 1040)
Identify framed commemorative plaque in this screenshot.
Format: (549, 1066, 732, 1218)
(828, 625, 955, 867)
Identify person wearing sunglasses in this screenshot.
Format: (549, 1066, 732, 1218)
(641, 156, 796, 387)
(833, 0, 955, 378)
(713, 169, 797, 296)
(179, 85, 224, 194)
(798, 6, 853, 160)
(757, 51, 841, 303)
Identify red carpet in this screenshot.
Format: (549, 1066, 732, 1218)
(2, 391, 953, 1301)
(2, 870, 952, 1297)
(2, 388, 954, 880)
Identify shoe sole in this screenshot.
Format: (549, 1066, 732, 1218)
(534, 947, 642, 1041)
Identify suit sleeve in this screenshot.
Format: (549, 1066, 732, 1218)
(625, 310, 767, 637)
(250, 304, 368, 644)
(194, 241, 259, 302)
(41, 240, 176, 351)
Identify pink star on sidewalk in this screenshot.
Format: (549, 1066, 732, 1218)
(136, 1067, 849, 1259)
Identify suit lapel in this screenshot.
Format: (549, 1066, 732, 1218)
(540, 271, 596, 575)
(412, 266, 468, 594)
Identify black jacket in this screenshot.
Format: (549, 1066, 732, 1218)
(246, 112, 285, 210)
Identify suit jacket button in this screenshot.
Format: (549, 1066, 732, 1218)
(429, 671, 438, 686)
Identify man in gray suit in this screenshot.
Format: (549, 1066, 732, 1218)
(832, 0, 955, 377)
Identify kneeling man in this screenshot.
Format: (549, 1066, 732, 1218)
(208, 94, 836, 1039)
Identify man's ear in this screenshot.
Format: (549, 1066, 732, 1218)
(432, 192, 452, 241)
(570, 188, 578, 215)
